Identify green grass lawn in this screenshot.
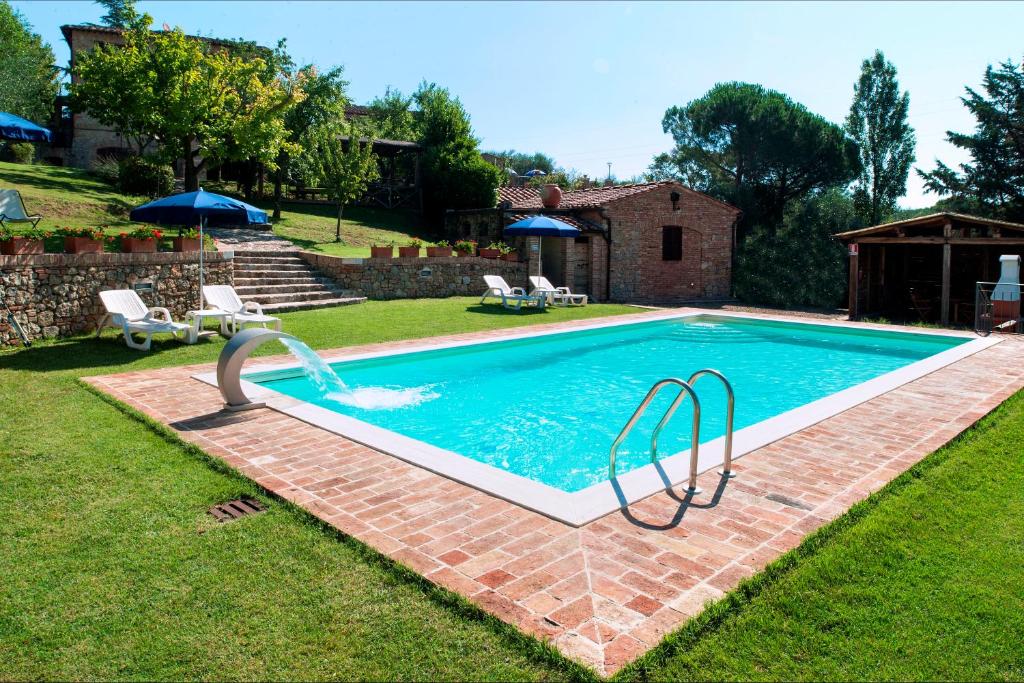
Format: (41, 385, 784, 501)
(0, 162, 426, 256)
(2, 298, 1024, 681)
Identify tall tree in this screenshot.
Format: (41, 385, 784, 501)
(95, 0, 147, 30)
(70, 22, 302, 190)
(484, 150, 556, 175)
(846, 50, 916, 225)
(0, 2, 59, 124)
(658, 82, 860, 234)
(414, 82, 500, 224)
(367, 88, 416, 141)
(918, 59, 1024, 222)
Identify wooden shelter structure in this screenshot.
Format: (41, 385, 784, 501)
(837, 212, 1024, 325)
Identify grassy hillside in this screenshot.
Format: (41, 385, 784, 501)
(0, 161, 427, 256)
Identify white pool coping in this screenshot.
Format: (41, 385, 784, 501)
(192, 311, 999, 526)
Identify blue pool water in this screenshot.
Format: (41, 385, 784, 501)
(248, 316, 966, 492)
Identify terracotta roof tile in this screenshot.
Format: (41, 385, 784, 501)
(498, 181, 739, 213)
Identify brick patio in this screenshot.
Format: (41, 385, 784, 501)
(84, 310, 1024, 675)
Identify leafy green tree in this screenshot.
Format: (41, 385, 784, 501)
(658, 82, 861, 234)
(918, 59, 1024, 222)
(95, 0, 147, 30)
(0, 2, 59, 124)
(484, 150, 556, 176)
(413, 82, 500, 223)
(734, 188, 856, 308)
(367, 88, 416, 141)
(306, 125, 379, 241)
(70, 22, 302, 191)
(846, 50, 916, 225)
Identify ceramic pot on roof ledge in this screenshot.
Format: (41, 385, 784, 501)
(540, 183, 562, 208)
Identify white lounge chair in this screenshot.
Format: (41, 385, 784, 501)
(529, 276, 588, 306)
(480, 275, 543, 311)
(0, 189, 42, 229)
(203, 284, 282, 336)
(97, 289, 194, 351)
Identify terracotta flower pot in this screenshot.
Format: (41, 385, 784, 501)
(478, 247, 500, 259)
(121, 237, 157, 253)
(0, 238, 44, 255)
(370, 246, 393, 259)
(426, 246, 453, 257)
(398, 246, 420, 258)
(172, 237, 201, 252)
(540, 183, 562, 208)
(64, 237, 103, 254)
(501, 252, 519, 262)
(456, 248, 475, 257)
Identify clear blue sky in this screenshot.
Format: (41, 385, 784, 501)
(12, 0, 1024, 208)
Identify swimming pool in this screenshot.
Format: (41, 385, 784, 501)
(203, 312, 991, 525)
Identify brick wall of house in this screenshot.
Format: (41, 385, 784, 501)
(300, 253, 529, 300)
(0, 251, 232, 344)
(603, 186, 737, 303)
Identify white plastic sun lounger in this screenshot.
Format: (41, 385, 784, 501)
(529, 276, 588, 306)
(480, 275, 543, 311)
(203, 284, 282, 336)
(0, 189, 42, 229)
(97, 289, 194, 351)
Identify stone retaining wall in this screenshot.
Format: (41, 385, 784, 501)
(300, 252, 529, 300)
(0, 251, 233, 345)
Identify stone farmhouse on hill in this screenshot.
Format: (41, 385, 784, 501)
(445, 181, 740, 304)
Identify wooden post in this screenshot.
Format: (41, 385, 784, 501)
(848, 242, 859, 319)
(941, 221, 952, 325)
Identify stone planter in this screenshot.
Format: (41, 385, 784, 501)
(501, 252, 519, 262)
(172, 237, 201, 252)
(370, 246, 394, 259)
(63, 237, 103, 254)
(0, 238, 44, 255)
(426, 246, 453, 257)
(398, 246, 420, 258)
(121, 237, 157, 254)
(478, 247, 500, 259)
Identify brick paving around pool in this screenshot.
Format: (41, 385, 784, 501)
(84, 310, 1024, 675)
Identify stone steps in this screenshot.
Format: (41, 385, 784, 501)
(230, 248, 365, 313)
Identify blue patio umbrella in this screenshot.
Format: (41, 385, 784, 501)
(523, 169, 547, 177)
(0, 112, 52, 143)
(130, 189, 268, 310)
(504, 215, 580, 277)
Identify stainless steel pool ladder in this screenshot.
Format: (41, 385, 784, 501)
(608, 369, 735, 494)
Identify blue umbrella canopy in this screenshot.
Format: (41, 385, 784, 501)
(505, 215, 580, 238)
(129, 188, 267, 226)
(523, 169, 547, 177)
(0, 112, 52, 143)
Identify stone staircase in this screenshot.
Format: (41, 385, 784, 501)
(230, 250, 365, 313)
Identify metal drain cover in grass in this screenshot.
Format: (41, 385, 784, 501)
(208, 497, 266, 522)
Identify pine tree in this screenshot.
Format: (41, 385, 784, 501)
(95, 0, 146, 30)
(846, 51, 916, 226)
(918, 59, 1024, 222)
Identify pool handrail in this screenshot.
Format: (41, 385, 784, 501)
(686, 369, 736, 478)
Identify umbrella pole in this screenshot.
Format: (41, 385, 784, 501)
(537, 237, 543, 278)
(199, 216, 205, 311)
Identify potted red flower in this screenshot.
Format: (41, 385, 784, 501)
(426, 240, 453, 257)
(173, 227, 201, 252)
(0, 226, 47, 255)
(370, 242, 394, 259)
(120, 226, 161, 253)
(454, 239, 477, 257)
(59, 226, 105, 254)
(398, 238, 422, 258)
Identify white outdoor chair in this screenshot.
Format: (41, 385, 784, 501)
(529, 276, 588, 306)
(97, 289, 194, 351)
(0, 189, 42, 229)
(203, 284, 282, 336)
(480, 275, 543, 311)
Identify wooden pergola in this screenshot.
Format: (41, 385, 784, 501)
(837, 212, 1024, 325)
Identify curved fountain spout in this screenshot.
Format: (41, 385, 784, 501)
(217, 327, 299, 411)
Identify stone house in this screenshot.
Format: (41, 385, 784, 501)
(445, 181, 740, 303)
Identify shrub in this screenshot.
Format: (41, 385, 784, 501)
(117, 156, 174, 197)
(733, 189, 855, 309)
(90, 154, 121, 186)
(2, 142, 35, 164)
